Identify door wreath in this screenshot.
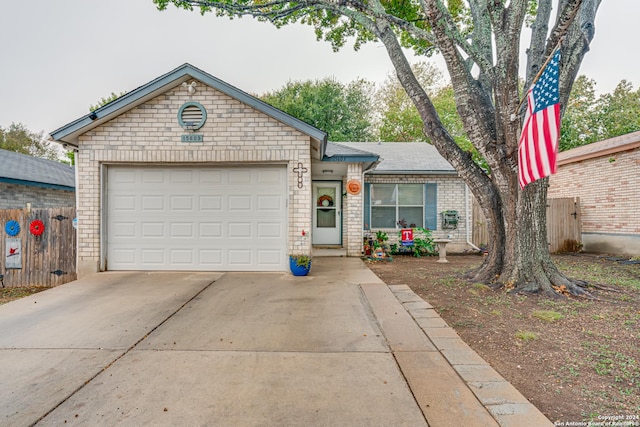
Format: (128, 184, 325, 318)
(317, 194, 334, 207)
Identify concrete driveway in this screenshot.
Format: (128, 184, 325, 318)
(0, 258, 551, 426)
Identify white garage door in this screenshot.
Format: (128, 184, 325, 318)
(106, 165, 287, 271)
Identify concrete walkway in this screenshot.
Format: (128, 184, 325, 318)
(0, 258, 552, 426)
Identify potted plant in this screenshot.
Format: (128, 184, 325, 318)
(289, 254, 312, 276)
(289, 229, 312, 276)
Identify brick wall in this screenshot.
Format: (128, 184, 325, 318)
(343, 163, 364, 256)
(548, 148, 640, 235)
(364, 174, 472, 253)
(75, 81, 312, 276)
(0, 183, 75, 209)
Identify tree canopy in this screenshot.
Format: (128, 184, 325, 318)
(561, 77, 640, 151)
(260, 77, 375, 141)
(0, 123, 61, 160)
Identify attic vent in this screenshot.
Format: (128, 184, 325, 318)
(178, 101, 207, 130)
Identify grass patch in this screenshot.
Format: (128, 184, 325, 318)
(515, 330, 538, 342)
(532, 310, 564, 322)
(0, 287, 47, 305)
(555, 257, 640, 291)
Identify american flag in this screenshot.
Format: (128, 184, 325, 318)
(518, 48, 561, 189)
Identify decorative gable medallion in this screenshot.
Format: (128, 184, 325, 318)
(178, 101, 207, 143)
(178, 101, 207, 130)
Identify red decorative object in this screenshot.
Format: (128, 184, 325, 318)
(317, 194, 334, 207)
(30, 220, 45, 236)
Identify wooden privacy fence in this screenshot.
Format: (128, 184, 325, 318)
(472, 198, 582, 253)
(1, 207, 76, 288)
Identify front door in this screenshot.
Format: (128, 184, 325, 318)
(312, 181, 341, 245)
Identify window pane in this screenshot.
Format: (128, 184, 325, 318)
(398, 184, 423, 205)
(371, 184, 396, 205)
(317, 209, 336, 227)
(399, 207, 423, 228)
(316, 187, 336, 207)
(371, 206, 396, 228)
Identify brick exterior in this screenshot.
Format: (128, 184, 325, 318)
(364, 174, 472, 253)
(548, 147, 640, 255)
(75, 82, 313, 276)
(0, 182, 75, 209)
(343, 163, 364, 256)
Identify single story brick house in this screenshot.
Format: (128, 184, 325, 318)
(50, 63, 474, 277)
(548, 131, 640, 256)
(0, 149, 75, 209)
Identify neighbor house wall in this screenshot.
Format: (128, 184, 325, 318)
(364, 174, 472, 253)
(75, 82, 312, 277)
(548, 147, 640, 256)
(0, 182, 75, 209)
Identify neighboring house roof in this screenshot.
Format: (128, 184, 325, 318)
(558, 130, 640, 166)
(0, 149, 75, 191)
(49, 63, 328, 157)
(333, 142, 457, 175)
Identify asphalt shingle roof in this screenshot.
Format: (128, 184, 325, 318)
(332, 142, 456, 174)
(558, 130, 640, 165)
(0, 149, 75, 189)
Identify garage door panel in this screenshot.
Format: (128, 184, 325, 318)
(141, 249, 165, 265)
(142, 170, 163, 183)
(107, 166, 287, 271)
(258, 168, 285, 184)
(170, 196, 194, 211)
(142, 196, 164, 210)
(199, 223, 222, 237)
(142, 222, 164, 238)
(170, 170, 194, 183)
(170, 223, 194, 238)
(113, 195, 136, 211)
(228, 250, 252, 265)
(111, 222, 136, 238)
(258, 223, 282, 238)
(111, 249, 137, 266)
(228, 170, 252, 184)
(228, 222, 252, 238)
(199, 250, 223, 266)
(258, 250, 283, 265)
(199, 196, 222, 211)
(257, 195, 283, 211)
(228, 196, 252, 211)
(170, 249, 194, 265)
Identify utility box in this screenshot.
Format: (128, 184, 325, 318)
(441, 210, 459, 230)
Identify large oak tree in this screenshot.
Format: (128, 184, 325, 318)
(154, 0, 602, 296)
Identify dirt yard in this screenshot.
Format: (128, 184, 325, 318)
(366, 253, 640, 424)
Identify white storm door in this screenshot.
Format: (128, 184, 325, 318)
(312, 181, 341, 245)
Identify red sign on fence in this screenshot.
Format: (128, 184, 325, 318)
(401, 228, 414, 246)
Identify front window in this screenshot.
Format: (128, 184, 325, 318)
(370, 184, 424, 228)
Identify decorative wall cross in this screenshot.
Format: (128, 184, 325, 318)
(293, 162, 308, 189)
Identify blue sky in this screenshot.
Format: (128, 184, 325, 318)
(0, 0, 635, 135)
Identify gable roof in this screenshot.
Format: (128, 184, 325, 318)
(558, 130, 640, 166)
(333, 142, 457, 175)
(49, 63, 328, 155)
(0, 149, 75, 190)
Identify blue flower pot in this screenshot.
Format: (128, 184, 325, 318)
(289, 256, 311, 276)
